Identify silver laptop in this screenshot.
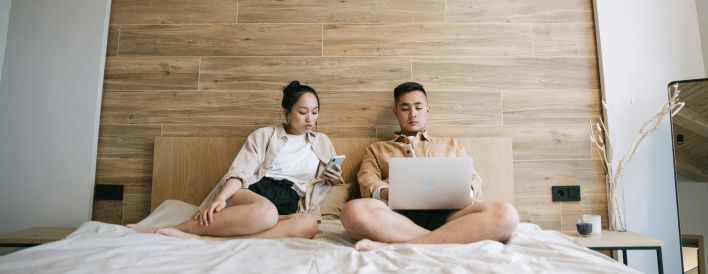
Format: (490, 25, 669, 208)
(388, 157, 473, 210)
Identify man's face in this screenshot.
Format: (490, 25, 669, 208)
(393, 90, 430, 136)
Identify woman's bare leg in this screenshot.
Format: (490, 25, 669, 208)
(158, 213, 318, 240)
(129, 190, 279, 237)
(171, 190, 279, 236)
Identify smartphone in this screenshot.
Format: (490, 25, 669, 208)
(326, 155, 346, 170)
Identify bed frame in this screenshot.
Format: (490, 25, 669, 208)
(150, 137, 514, 215)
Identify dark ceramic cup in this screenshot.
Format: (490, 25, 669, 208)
(576, 219, 592, 236)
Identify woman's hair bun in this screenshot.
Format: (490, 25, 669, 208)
(284, 80, 300, 94)
(281, 80, 319, 111)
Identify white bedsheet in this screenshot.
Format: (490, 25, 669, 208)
(0, 201, 639, 274)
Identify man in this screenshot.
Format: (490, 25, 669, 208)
(341, 82, 519, 251)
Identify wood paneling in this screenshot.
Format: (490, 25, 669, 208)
(330, 138, 385, 187)
(503, 90, 601, 124)
(91, 200, 123, 224)
(104, 57, 200, 91)
(413, 57, 599, 91)
(457, 137, 515, 204)
(324, 24, 531, 56)
(239, 0, 444, 23)
(514, 160, 606, 197)
(119, 24, 322, 57)
(680, 80, 708, 113)
(110, 0, 238, 24)
(0, 227, 77, 245)
(317, 91, 393, 126)
(162, 124, 378, 138)
(107, 25, 119, 57)
(428, 91, 503, 126)
(533, 24, 596, 56)
(390, 124, 592, 160)
(151, 137, 243, 209)
(674, 107, 708, 139)
(163, 124, 265, 138)
(200, 57, 411, 91)
(95, 158, 152, 185)
(676, 155, 708, 182)
(123, 184, 151, 224)
(101, 91, 282, 125)
(516, 196, 561, 230)
(150, 137, 513, 214)
(96, 0, 602, 225)
(97, 124, 162, 159)
(446, 0, 593, 23)
(318, 126, 378, 138)
(674, 128, 708, 170)
(561, 194, 608, 230)
(506, 125, 592, 160)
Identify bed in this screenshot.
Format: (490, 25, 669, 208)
(0, 137, 639, 273)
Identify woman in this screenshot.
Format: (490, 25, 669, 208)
(129, 81, 343, 240)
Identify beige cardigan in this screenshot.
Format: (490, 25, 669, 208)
(199, 125, 343, 220)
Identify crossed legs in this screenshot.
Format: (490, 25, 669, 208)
(341, 199, 519, 251)
(128, 189, 318, 240)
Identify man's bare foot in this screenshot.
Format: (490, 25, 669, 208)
(126, 224, 158, 234)
(156, 227, 203, 240)
(354, 238, 389, 251)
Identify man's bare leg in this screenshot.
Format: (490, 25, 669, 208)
(341, 199, 519, 251)
(128, 190, 279, 237)
(341, 199, 430, 249)
(405, 201, 518, 244)
(158, 213, 318, 240)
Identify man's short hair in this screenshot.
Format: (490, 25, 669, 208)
(394, 82, 427, 102)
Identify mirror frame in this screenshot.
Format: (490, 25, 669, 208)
(668, 77, 708, 274)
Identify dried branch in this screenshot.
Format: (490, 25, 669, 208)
(591, 83, 684, 231)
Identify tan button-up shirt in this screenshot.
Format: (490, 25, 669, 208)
(199, 125, 343, 220)
(357, 131, 483, 200)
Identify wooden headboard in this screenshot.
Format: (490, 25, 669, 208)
(151, 137, 514, 211)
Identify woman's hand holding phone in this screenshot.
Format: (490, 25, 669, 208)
(323, 155, 345, 182)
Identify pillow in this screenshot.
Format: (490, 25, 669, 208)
(318, 138, 377, 219)
(138, 200, 199, 228)
(319, 182, 357, 220)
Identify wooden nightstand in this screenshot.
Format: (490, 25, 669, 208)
(561, 230, 664, 274)
(0, 227, 76, 247)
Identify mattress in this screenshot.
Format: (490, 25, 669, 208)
(0, 200, 639, 274)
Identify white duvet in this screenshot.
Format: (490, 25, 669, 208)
(0, 201, 639, 274)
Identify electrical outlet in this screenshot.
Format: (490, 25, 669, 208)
(94, 184, 124, 200)
(552, 185, 581, 202)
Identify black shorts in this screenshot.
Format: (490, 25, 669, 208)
(247, 177, 300, 215)
(396, 209, 453, 231)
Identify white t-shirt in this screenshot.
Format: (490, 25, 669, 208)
(265, 133, 319, 196)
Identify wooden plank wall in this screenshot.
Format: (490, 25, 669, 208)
(95, 0, 604, 230)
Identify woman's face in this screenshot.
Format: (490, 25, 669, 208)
(285, 93, 319, 135)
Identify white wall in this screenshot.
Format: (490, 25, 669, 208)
(0, 0, 111, 234)
(594, 0, 706, 273)
(677, 176, 708, 272)
(0, 0, 11, 84)
(698, 0, 708, 73)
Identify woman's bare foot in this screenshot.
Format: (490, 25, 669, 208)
(157, 227, 203, 240)
(126, 224, 158, 234)
(354, 238, 389, 251)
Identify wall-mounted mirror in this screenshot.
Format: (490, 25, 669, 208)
(670, 78, 708, 274)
